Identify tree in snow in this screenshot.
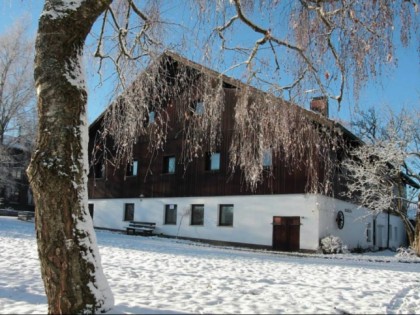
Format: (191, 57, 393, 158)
(27, 0, 419, 313)
(27, 1, 114, 313)
(0, 20, 36, 203)
(342, 106, 420, 254)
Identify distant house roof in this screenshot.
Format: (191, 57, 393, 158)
(2, 135, 32, 152)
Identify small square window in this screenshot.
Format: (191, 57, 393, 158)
(194, 101, 205, 115)
(163, 156, 176, 174)
(205, 152, 220, 171)
(124, 203, 134, 221)
(263, 150, 272, 169)
(219, 204, 234, 226)
(191, 204, 204, 226)
(126, 160, 138, 177)
(164, 204, 177, 225)
(11, 168, 22, 179)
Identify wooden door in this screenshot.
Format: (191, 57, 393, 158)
(272, 216, 300, 251)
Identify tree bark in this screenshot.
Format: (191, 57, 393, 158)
(27, 1, 114, 313)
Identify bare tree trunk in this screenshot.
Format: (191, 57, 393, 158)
(27, 1, 113, 313)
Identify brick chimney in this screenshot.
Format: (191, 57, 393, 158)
(310, 96, 329, 117)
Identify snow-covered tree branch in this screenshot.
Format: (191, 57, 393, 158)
(342, 106, 420, 253)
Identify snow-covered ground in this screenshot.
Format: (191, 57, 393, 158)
(1, 216, 419, 314)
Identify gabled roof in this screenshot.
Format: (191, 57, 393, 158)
(90, 51, 361, 143)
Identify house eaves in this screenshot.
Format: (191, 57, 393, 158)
(89, 50, 362, 145)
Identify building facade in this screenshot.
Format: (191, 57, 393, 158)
(87, 52, 407, 252)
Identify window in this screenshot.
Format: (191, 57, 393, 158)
(126, 160, 138, 177)
(205, 152, 220, 171)
(219, 204, 234, 226)
(148, 111, 155, 124)
(191, 204, 204, 225)
(194, 101, 205, 115)
(164, 204, 177, 225)
(163, 156, 176, 174)
(124, 203, 134, 221)
(263, 150, 272, 169)
(93, 161, 105, 178)
(88, 204, 94, 218)
(11, 168, 22, 179)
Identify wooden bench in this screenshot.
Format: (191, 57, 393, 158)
(17, 211, 35, 221)
(126, 221, 156, 236)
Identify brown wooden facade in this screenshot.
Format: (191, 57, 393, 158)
(88, 53, 357, 200)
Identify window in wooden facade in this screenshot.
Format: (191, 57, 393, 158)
(126, 160, 138, 177)
(124, 203, 134, 221)
(148, 111, 155, 124)
(93, 161, 105, 178)
(191, 204, 204, 225)
(219, 204, 234, 226)
(194, 101, 205, 115)
(205, 152, 220, 171)
(263, 150, 272, 169)
(164, 204, 177, 225)
(163, 156, 176, 174)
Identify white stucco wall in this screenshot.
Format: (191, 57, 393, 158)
(316, 195, 407, 250)
(89, 194, 407, 251)
(89, 194, 321, 250)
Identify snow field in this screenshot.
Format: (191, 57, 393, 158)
(0, 216, 419, 314)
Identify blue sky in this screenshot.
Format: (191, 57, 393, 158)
(0, 0, 419, 125)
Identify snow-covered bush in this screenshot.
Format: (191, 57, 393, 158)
(396, 247, 418, 260)
(320, 235, 348, 254)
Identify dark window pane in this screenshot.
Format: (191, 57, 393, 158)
(88, 204, 94, 218)
(94, 161, 105, 178)
(124, 203, 134, 221)
(219, 204, 233, 226)
(191, 204, 204, 225)
(165, 204, 177, 225)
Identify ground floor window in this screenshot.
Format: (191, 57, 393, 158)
(124, 203, 134, 221)
(219, 204, 234, 226)
(165, 204, 177, 225)
(191, 204, 204, 225)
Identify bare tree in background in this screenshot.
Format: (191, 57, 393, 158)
(342, 106, 420, 254)
(0, 20, 36, 202)
(27, 0, 419, 313)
